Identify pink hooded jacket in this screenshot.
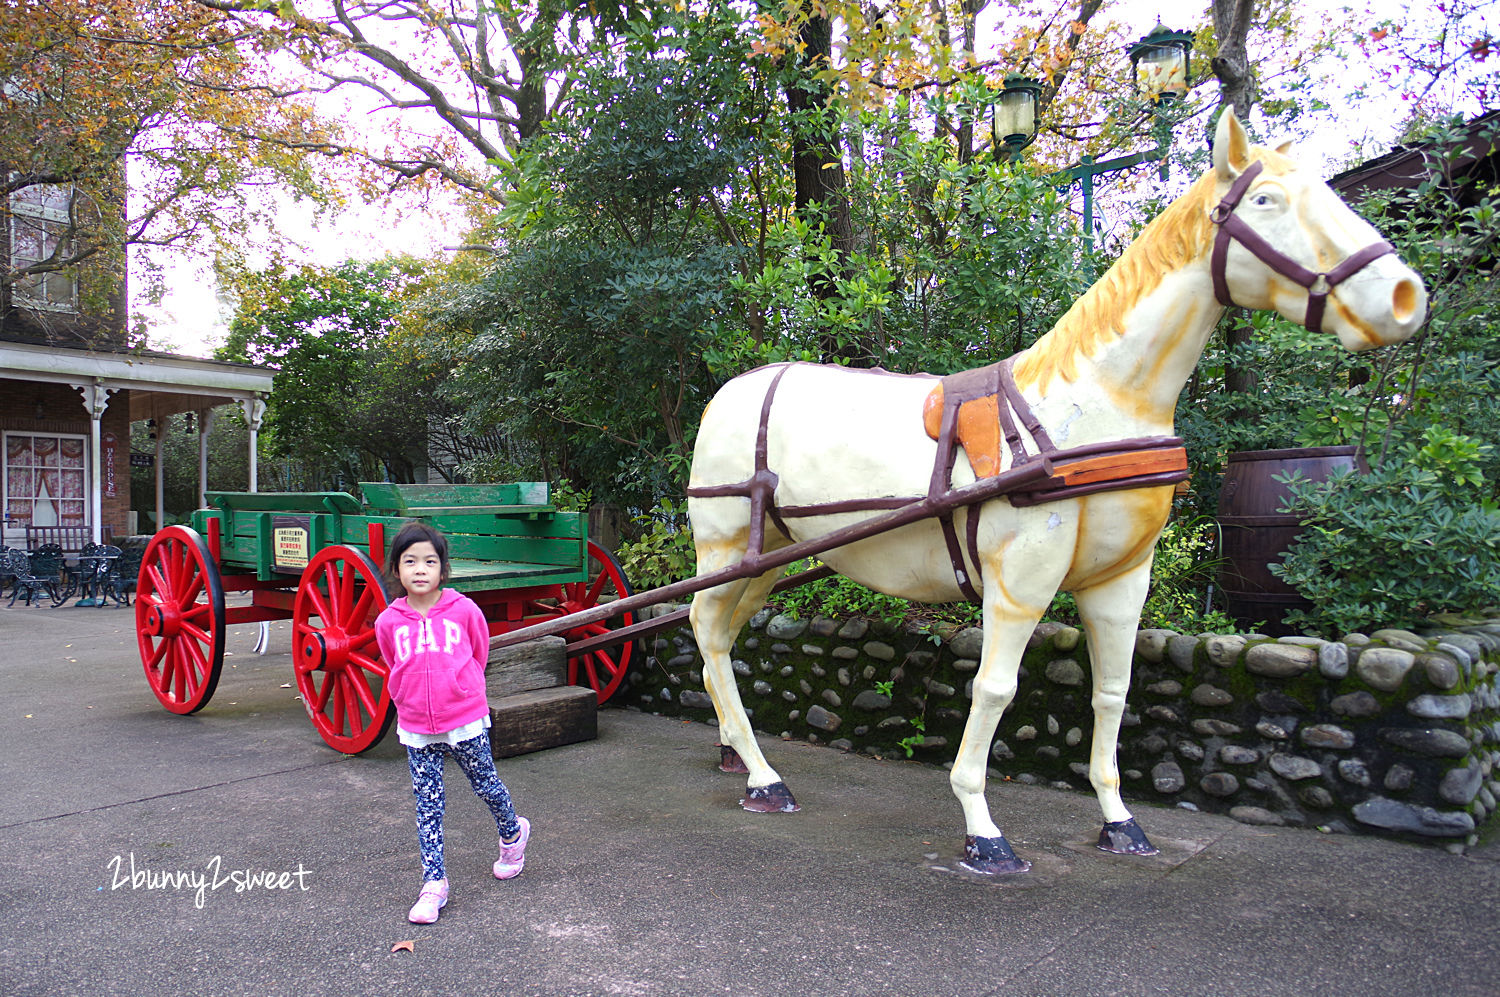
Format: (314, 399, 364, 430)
(374, 588, 491, 736)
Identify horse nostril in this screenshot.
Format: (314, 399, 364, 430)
(1392, 278, 1421, 323)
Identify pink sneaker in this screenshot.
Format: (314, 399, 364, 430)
(407, 879, 448, 924)
(494, 816, 530, 879)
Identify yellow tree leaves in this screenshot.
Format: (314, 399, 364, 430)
(0, 0, 345, 299)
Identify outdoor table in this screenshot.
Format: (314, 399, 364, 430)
(71, 552, 119, 607)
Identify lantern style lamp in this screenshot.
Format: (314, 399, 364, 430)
(1128, 24, 1194, 103)
(992, 75, 1043, 156)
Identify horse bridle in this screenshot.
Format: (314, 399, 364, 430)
(1210, 160, 1395, 334)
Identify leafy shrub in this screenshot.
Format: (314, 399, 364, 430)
(615, 499, 696, 591)
(768, 560, 927, 628)
(1142, 514, 1241, 634)
(1272, 465, 1500, 636)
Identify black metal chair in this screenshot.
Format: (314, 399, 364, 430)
(0, 546, 20, 600)
(25, 543, 66, 606)
(103, 543, 144, 606)
(5, 548, 57, 607)
(82, 544, 123, 608)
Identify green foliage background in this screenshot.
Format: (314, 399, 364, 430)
(215, 6, 1499, 635)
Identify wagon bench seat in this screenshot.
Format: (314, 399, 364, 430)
(390, 504, 557, 518)
(445, 559, 565, 584)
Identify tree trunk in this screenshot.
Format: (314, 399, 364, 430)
(785, 14, 858, 359)
(1212, 0, 1260, 423)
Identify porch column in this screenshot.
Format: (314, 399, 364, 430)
(197, 408, 216, 510)
(71, 381, 117, 544)
(154, 409, 165, 534)
(239, 396, 266, 493)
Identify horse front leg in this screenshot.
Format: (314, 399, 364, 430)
(950, 558, 1063, 874)
(1074, 562, 1159, 856)
(689, 539, 796, 813)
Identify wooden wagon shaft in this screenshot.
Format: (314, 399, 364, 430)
(563, 564, 837, 657)
(492, 456, 1060, 651)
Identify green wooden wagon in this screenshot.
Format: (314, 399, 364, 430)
(133, 482, 633, 753)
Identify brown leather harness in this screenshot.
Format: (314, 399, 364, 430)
(687, 360, 1188, 603)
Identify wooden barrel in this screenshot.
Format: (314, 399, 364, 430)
(1215, 446, 1367, 634)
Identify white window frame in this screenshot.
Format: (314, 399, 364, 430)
(2, 430, 91, 544)
(9, 182, 78, 313)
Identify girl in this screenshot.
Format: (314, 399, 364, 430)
(374, 521, 530, 924)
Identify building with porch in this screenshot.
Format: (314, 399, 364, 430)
(2, 180, 272, 549)
(1, 338, 272, 548)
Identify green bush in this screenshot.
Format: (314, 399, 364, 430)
(614, 500, 697, 591)
(1272, 465, 1500, 636)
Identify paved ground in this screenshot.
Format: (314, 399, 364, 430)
(2, 599, 1498, 997)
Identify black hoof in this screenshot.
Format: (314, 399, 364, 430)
(1097, 818, 1159, 856)
(961, 834, 1031, 875)
(740, 781, 799, 813)
(718, 744, 749, 774)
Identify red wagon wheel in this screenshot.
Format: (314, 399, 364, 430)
(136, 526, 226, 715)
(292, 545, 394, 754)
(524, 540, 636, 705)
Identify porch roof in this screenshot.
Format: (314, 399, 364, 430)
(0, 338, 273, 419)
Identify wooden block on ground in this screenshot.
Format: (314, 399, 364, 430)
(488, 685, 597, 758)
(486, 635, 566, 697)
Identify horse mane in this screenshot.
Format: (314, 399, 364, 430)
(1012, 147, 1293, 393)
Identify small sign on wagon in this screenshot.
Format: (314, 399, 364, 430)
(271, 516, 311, 572)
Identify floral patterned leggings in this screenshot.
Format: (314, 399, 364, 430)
(407, 731, 521, 882)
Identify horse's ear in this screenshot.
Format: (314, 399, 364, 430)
(1275, 139, 1295, 155)
(1213, 111, 1252, 181)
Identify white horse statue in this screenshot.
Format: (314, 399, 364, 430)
(685, 112, 1427, 873)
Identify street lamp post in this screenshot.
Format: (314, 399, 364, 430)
(992, 75, 1043, 159)
(992, 24, 1195, 247)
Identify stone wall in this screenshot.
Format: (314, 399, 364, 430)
(621, 606, 1500, 851)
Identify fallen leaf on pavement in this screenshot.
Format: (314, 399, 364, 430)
(391, 940, 415, 953)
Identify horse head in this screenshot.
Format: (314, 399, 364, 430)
(1209, 111, 1427, 353)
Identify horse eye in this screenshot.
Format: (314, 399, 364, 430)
(1253, 193, 1273, 206)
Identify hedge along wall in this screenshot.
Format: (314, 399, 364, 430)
(620, 606, 1500, 851)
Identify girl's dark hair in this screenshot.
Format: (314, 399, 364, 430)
(383, 521, 451, 597)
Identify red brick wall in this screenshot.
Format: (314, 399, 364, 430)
(0, 377, 133, 541)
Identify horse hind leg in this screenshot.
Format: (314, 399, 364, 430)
(1074, 565, 1160, 856)
(688, 541, 797, 813)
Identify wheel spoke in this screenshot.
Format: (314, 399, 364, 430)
(351, 628, 380, 650)
(331, 677, 347, 735)
(594, 648, 624, 680)
(345, 668, 378, 718)
(349, 586, 376, 630)
(180, 632, 208, 679)
(349, 651, 388, 679)
(178, 572, 204, 608)
(181, 602, 213, 623)
(146, 637, 169, 674)
(581, 654, 602, 692)
(305, 582, 333, 625)
(583, 570, 611, 606)
(180, 621, 212, 646)
(346, 674, 373, 735)
(340, 563, 357, 620)
(146, 563, 169, 598)
(171, 543, 192, 594)
(320, 563, 343, 622)
(310, 671, 333, 712)
(168, 643, 189, 703)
